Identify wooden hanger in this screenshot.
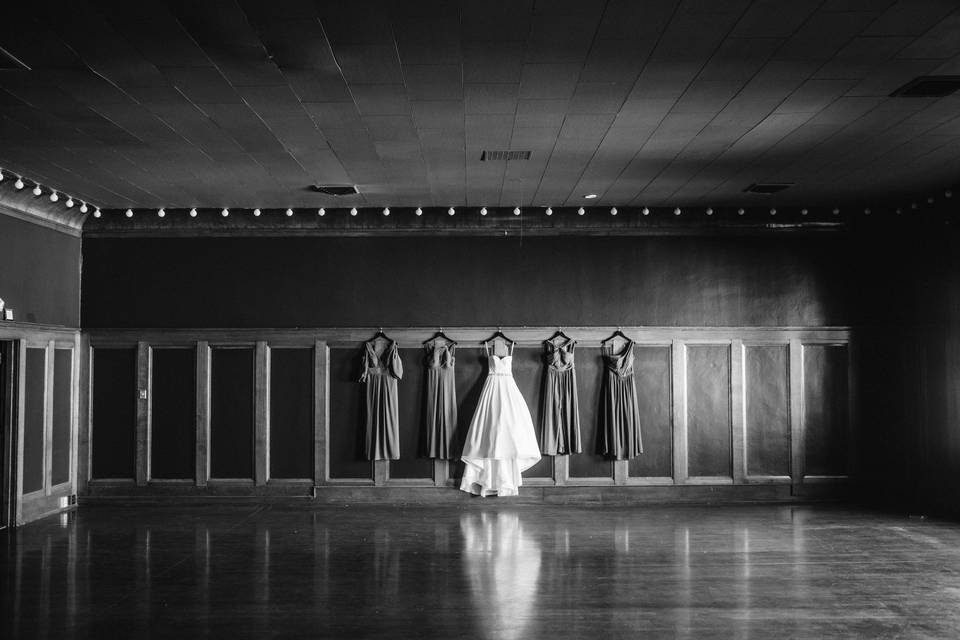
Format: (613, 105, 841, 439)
(484, 327, 514, 345)
(370, 327, 391, 343)
(484, 327, 515, 356)
(601, 327, 629, 345)
(422, 327, 457, 346)
(546, 327, 571, 344)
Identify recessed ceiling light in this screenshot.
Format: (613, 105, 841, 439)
(584, 194, 597, 199)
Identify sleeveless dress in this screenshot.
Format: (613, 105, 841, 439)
(460, 344, 541, 497)
(359, 339, 402, 460)
(540, 337, 582, 455)
(598, 339, 643, 460)
(424, 340, 457, 459)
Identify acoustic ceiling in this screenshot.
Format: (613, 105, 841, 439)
(1, 0, 960, 210)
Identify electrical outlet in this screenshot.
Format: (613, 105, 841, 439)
(139, 389, 148, 400)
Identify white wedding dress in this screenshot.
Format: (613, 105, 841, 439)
(460, 345, 541, 497)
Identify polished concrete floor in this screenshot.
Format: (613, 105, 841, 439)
(2, 503, 959, 639)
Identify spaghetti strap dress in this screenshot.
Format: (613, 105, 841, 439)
(360, 339, 403, 460)
(460, 342, 541, 497)
(424, 340, 457, 459)
(598, 339, 643, 460)
(540, 337, 582, 455)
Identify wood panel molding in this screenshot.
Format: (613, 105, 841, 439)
(80, 325, 852, 499)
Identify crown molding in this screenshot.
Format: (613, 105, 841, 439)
(0, 190, 85, 237)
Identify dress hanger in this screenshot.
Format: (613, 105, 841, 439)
(601, 327, 630, 345)
(546, 327, 571, 344)
(370, 327, 392, 346)
(484, 328, 515, 355)
(422, 327, 457, 346)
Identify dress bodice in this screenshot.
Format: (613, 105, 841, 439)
(602, 339, 634, 377)
(487, 355, 513, 376)
(425, 341, 456, 369)
(360, 339, 403, 381)
(544, 337, 576, 371)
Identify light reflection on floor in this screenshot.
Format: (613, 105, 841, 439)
(2, 504, 960, 638)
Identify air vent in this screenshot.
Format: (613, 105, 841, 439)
(744, 183, 792, 194)
(0, 46, 30, 70)
(890, 76, 960, 98)
(311, 185, 358, 196)
(480, 150, 531, 161)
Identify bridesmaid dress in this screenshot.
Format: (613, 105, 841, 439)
(424, 340, 457, 459)
(540, 336, 582, 455)
(360, 338, 403, 460)
(598, 338, 643, 460)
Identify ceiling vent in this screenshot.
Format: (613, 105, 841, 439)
(744, 183, 793, 194)
(481, 150, 531, 161)
(890, 76, 960, 98)
(0, 46, 30, 70)
(311, 185, 358, 196)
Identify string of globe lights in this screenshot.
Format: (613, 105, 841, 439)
(1, 166, 954, 222)
(0, 167, 101, 217)
(103, 197, 955, 221)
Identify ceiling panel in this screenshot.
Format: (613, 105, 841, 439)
(0, 0, 958, 210)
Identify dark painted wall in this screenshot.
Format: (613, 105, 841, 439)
(850, 223, 960, 513)
(0, 214, 81, 326)
(81, 235, 851, 328)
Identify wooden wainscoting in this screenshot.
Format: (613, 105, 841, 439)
(82, 327, 851, 503)
(0, 323, 81, 524)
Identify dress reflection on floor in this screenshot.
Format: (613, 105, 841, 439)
(4, 503, 960, 638)
(461, 512, 542, 640)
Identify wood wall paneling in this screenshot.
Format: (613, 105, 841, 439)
(79, 327, 851, 498)
(135, 342, 150, 486)
(389, 347, 433, 480)
(91, 348, 136, 479)
(744, 345, 792, 478)
(328, 347, 373, 480)
(195, 341, 210, 486)
(448, 347, 487, 481)
(685, 345, 732, 480)
(803, 344, 850, 478)
(628, 345, 674, 480)
(269, 347, 314, 480)
(51, 348, 72, 486)
(22, 347, 46, 494)
(150, 348, 196, 480)
(210, 348, 254, 480)
(511, 347, 553, 480)
(568, 346, 612, 479)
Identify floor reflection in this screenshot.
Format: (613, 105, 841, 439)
(5, 504, 960, 638)
(460, 511, 543, 640)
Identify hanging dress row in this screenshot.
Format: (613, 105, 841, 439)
(358, 331, 643, 471)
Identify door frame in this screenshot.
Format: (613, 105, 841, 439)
(0, 340, 18, 530)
